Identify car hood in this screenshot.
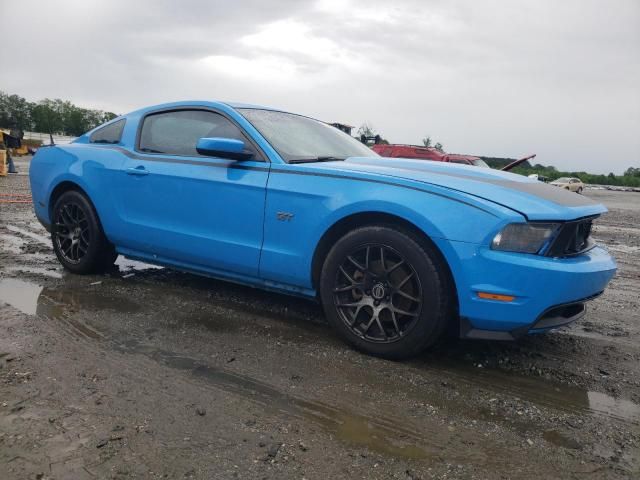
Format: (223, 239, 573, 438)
(304, 157, 604, 221)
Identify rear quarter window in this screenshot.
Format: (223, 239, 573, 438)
(89, 119, 125, 144)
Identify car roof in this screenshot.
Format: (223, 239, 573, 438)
(125, 100, 288, 117)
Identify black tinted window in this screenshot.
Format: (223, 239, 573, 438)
(139, 110, 251, 157)
(90, 119, 125, 144)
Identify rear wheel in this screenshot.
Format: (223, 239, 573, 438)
(320, 226, 453, 359)
(51, 190, 117, 274)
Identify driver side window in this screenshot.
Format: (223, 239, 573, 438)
(139, 110, 258, 158)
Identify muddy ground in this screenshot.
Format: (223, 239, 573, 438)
(1, 156, 639, 479)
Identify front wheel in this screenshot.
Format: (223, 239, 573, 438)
(51, 190, 117, 274)
(577, 187, 583, 194)
(320, 226, 453, 359)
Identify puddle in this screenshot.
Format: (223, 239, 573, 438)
(41, 287, 140, 315)
(0, 278, 140, 339)
(0, 278, 43, 315)
(119, 341, 448, 461)
(422, 361, 640, 423)
(587, 391, 640, 422)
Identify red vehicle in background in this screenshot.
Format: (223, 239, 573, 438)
(371, 144, 491, 168)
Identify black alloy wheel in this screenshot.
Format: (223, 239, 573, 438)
(52, 190, 117, 274)
(320, 226, 452, 359)
(54, 201, 90, 264)
(333, 244, 422, 343)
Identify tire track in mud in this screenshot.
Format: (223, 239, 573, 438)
(3, 275, 639, 431)
(35, 291, 640, 430)
(1, 287, 591, 472)
(5, 224, 50, 246)
(29, 306, 638, 478)
(24, 301, 487, 466)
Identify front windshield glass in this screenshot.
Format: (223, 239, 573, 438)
(239, 109, 378, 162)
(555, 177, 571, 182)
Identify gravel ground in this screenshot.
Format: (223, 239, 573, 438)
(1, 157, 639, 479)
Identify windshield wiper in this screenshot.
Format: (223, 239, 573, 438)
(288, 156, 346, 164)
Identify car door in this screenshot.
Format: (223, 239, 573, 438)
(116, 108, 269, 278)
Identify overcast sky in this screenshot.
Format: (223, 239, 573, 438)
(1, 0, 638, 173)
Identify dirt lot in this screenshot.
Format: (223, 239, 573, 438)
(1, 157, 639, 479)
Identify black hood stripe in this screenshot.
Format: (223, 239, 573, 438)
(342, 159, 598, 208)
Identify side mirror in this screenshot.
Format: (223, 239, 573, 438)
(196, 137, 253, 160)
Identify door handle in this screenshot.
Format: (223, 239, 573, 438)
(126, 166, 149, 176)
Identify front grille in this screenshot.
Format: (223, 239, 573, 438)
(545, 217, 595, 257)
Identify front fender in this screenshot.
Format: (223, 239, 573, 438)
(259, 166, 522, 289)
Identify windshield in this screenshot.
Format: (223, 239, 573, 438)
(554, 177, 571, 182)
(471, 158, 490, 168)
(238, 109, 378, 163)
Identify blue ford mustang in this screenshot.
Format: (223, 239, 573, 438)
(29, 101, 616, 358)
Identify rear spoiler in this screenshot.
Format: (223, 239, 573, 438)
(501, 154, 536, 172)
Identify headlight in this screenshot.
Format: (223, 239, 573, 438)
(491, 223, 560, 254)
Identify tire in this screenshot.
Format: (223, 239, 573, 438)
(51, 190, 117, 274)
(577, 187, 583, 194)
(319, 226, 453, 359)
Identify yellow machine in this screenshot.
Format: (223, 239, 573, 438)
(14, 145, 28, 155)
(0, 150, 6, 176)
(0, 128, 28, 157)
(0, 129, 8, 176)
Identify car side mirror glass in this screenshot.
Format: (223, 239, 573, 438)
(196, 137, 253, 161)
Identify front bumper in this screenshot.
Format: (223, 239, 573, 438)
(460, 294, 597, 340)
(438, 240, 617, 338)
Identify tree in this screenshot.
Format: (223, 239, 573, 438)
(103, 111, 118, 122)
(1, 90, 120, 136)
(422, 136, 444, 152)
(357, 123, 376, 138)
(31, 99, 64, 137)
(0, 91, 33, 130)
(624, 167, 640, 177)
